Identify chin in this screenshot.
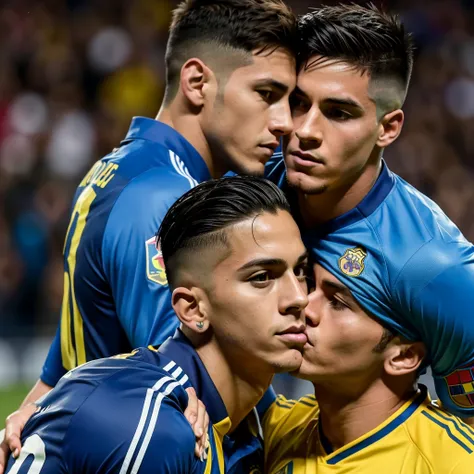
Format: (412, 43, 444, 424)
(271, 349, 303, 374)
(287, 169, 328, 195)
(291, 357, 325, 381)
(233, 161, 265, 177)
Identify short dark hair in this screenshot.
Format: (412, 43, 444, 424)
(297, 3, 414, 98)
(164, 0, 298, 102)
(157, 175, 290, 288)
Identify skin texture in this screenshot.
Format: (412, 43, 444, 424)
(160, 47, 296, 178)
(298, 264, 388, 389)
(283, 57, 403, 225)
(295, 264, 426, 449)
(173, 210, 309, 429)
(201, 48, 296, 177)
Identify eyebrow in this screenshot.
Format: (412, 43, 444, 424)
(292, 86, 363, 110)
(238, 251, 308, 272)
(254, 79, 290, 94)
(322, 279, 356, 300)
(324, 97, 363, 110)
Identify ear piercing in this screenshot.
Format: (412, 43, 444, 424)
(196, 321, 204, 329)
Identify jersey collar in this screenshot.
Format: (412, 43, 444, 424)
(320, 386, 427, 465)
(159, 329, 230, 430)
(123, 116, 211, 183)
(283, 160, 396, 236)
(318, 160, 395, 235)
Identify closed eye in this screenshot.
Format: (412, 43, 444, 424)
(328, 297, 349, 311)
(325, 108, 353, 121)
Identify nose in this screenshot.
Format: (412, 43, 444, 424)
(269, 101, 294, 138)
(304, 289, 322, 327)
(295, 108, 322, 147)
(279, 273, 309, 318)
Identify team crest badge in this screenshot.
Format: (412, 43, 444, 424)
(145, 236, 168, 285)
(444, 364, 474, 408)
(338, 247, 367, 277)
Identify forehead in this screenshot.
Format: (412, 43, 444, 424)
(298, 56, 373, 105)
(228, 47, 296, 86)
(216, 211, 304, 270)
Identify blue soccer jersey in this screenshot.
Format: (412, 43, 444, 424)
(7, 331, 263, 474)
(266, 158, 474, 417)
(41, 117, 211, 387)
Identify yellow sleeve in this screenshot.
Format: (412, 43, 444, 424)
(262, 394, 319, 471)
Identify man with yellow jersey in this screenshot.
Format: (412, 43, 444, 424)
(261, 264, 474, 473)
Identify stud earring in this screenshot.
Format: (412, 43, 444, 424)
(196, 321, 204, 330)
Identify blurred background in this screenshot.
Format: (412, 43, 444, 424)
(0, 0, 473, 417)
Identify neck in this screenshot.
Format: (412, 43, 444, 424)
(313, 378, 416, 451)
(156, 104, 222, 178)
(298, 156, 382, 227)
(194, 339, 273, 432)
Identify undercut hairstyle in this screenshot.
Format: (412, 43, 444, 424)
(297, 3, 414, 110)
(157, 175, 290, 288)
(164, 0, 298, 103)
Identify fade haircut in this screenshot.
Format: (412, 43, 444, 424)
(157, 175, 290, 289)
(164, 0, 298, 103)
(297, 3, 415, 113)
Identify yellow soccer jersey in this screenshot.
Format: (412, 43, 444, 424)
(263, 387, 474, 473)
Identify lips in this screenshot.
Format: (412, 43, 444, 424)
(277, 325, 306, 336)
(288, 150, 325, 165)
(276, 325, 308, 345)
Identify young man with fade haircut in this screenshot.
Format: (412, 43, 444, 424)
(265, 3, 474, 420)
(5, 176, 309, 474)
(10, 0, 297, 417)
(261, 263, 474, 473)
(0, 0, 297, 468)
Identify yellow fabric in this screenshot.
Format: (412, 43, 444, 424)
(263, 390, 474, 473)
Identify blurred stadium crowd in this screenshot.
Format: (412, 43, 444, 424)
(0, 0, 473, 384)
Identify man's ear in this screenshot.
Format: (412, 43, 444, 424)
(376, 108, 404, 149)
(172, 286, 210, 333)
(179, 58, 216, 108)
(384, 340, 426, 377)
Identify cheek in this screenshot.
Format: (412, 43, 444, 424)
(328, 122, 377, 159)
(211, 287, 271, 335)
(315, 317, 373, 357)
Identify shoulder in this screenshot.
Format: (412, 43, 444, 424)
(406, 401, 474, 471)
(102, 161, 194, 246)
(394, 238, 474, 295)
(112, 158, 195, 209)
(263, 394, 319, 449)
(64, 357, 195, 472)
(263, 394, 319, 473)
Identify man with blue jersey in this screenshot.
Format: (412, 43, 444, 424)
(9, 0, 297, 412)
(5, 176, 309, 474)
(265, 4, 474, 419)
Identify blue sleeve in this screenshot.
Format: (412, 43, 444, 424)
(64, 369, 196, 473)
(405, 252, 474, 417)
(102, 169, 192, 349)
(40, 326, 66, 386)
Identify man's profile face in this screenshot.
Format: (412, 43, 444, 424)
(284, 57, 381, 195)
(205, 210, 309, 374)
(297, 264, 387, 389)
(203, 48, 296, 176)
